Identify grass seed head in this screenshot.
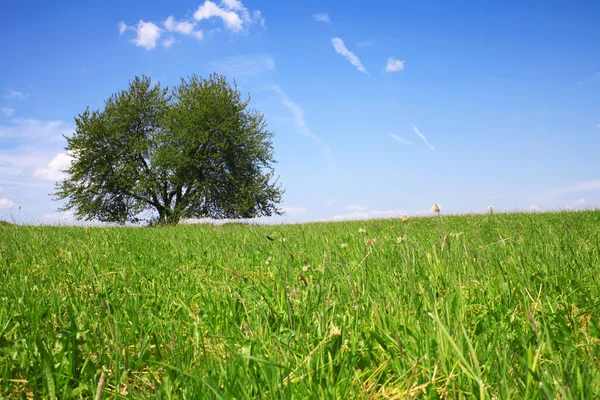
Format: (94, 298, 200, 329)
(396, 235, 407, 244)
(432, 204, 441, 213)
(402, 215, 409, 223)
(330, 324, 341, 337)
(365, 238, 376, 246)
(489, 205, 494, 214)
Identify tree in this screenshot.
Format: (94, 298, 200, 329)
(55, 74, 284, 224)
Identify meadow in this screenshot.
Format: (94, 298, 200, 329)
(1, 211, 599, 399)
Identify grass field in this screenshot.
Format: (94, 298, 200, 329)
(1, 211, 600, 398)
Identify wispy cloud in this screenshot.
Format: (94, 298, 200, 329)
(566, 198, 586, 210)
(388, 133, 411, 144)
(356, 40, 373, 48)
(385, 57, 405, 72)
(41, 210, 78, 225)
(0, 118, 72, 140)
(576, 71, 600, 86)
(162, 36, 177, 48)
(412, 125, 435, 151)
(164, 16, 203, 40)
(118, 21, 129, 35)
(537, 180, 600, 202)
(5, 90, 27, 100)
(269, 85, 335, 170)
(529, 204, 541, 212)
(324, 200, 333, 207)
(415, 204, 444, 215)
(0, 198, 15, 209)
(280, 206, 307, 214)
(208, 54, 275, 77)
(597, 123, 600, 129)
(329, 209, 406, 221)
(347, 204, 367, 211)
(313, 13, 330, 23)
(1, 107, 14, 117)
(331, 38, 369, 76)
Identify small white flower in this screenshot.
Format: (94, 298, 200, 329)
(265, 257, 272, 265)
(340, 243, 348, 249)
(396, 235, 407, 244)
(358, 228, 366, 234)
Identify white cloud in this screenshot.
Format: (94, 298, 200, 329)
(331, 38, 369, 76)
(208, 54, 275, 77)
(33, 153, 74, 181)
(281, 206, 307, 214)
(388, 133, 411, 144)
(412, 125, 435, 151)
(329, 209, 406, 221)
(221, 0, 264, 26)
(347, 204, 367, 212)
(6, 90, 27, 100)
(0, 150, 76, 186)
(121, 1, 261, 49)
(164, 16, 203, 40)
(386, 57, 405, 72)
(269, 85, 335, 170)
(313, 13, 330, 23)
(0, 198, 14, 209)
(0, 118, 73, 195)
(194, 0, 246, 32)
(132, 20, 161, 50)
(325, 200, 333, 207)
(538, 180, 600, 202)
(597, 123, 600, 129)
(529, 204, 541, 212)
(1, 107, 14, 117)
(162, 37, 177, 48)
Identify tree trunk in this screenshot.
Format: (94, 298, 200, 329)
(161, 207, 180, 225)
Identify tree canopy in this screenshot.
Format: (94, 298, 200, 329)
(55, 74, 283, 224)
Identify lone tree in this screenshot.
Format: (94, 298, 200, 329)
(56, 74, 283, 224)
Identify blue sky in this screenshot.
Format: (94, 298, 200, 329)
(1, 0, 599, 224)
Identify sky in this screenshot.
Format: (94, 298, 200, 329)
(1, 0, 599, 224)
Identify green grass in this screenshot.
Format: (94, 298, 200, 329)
(1, 211, 600, 398)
